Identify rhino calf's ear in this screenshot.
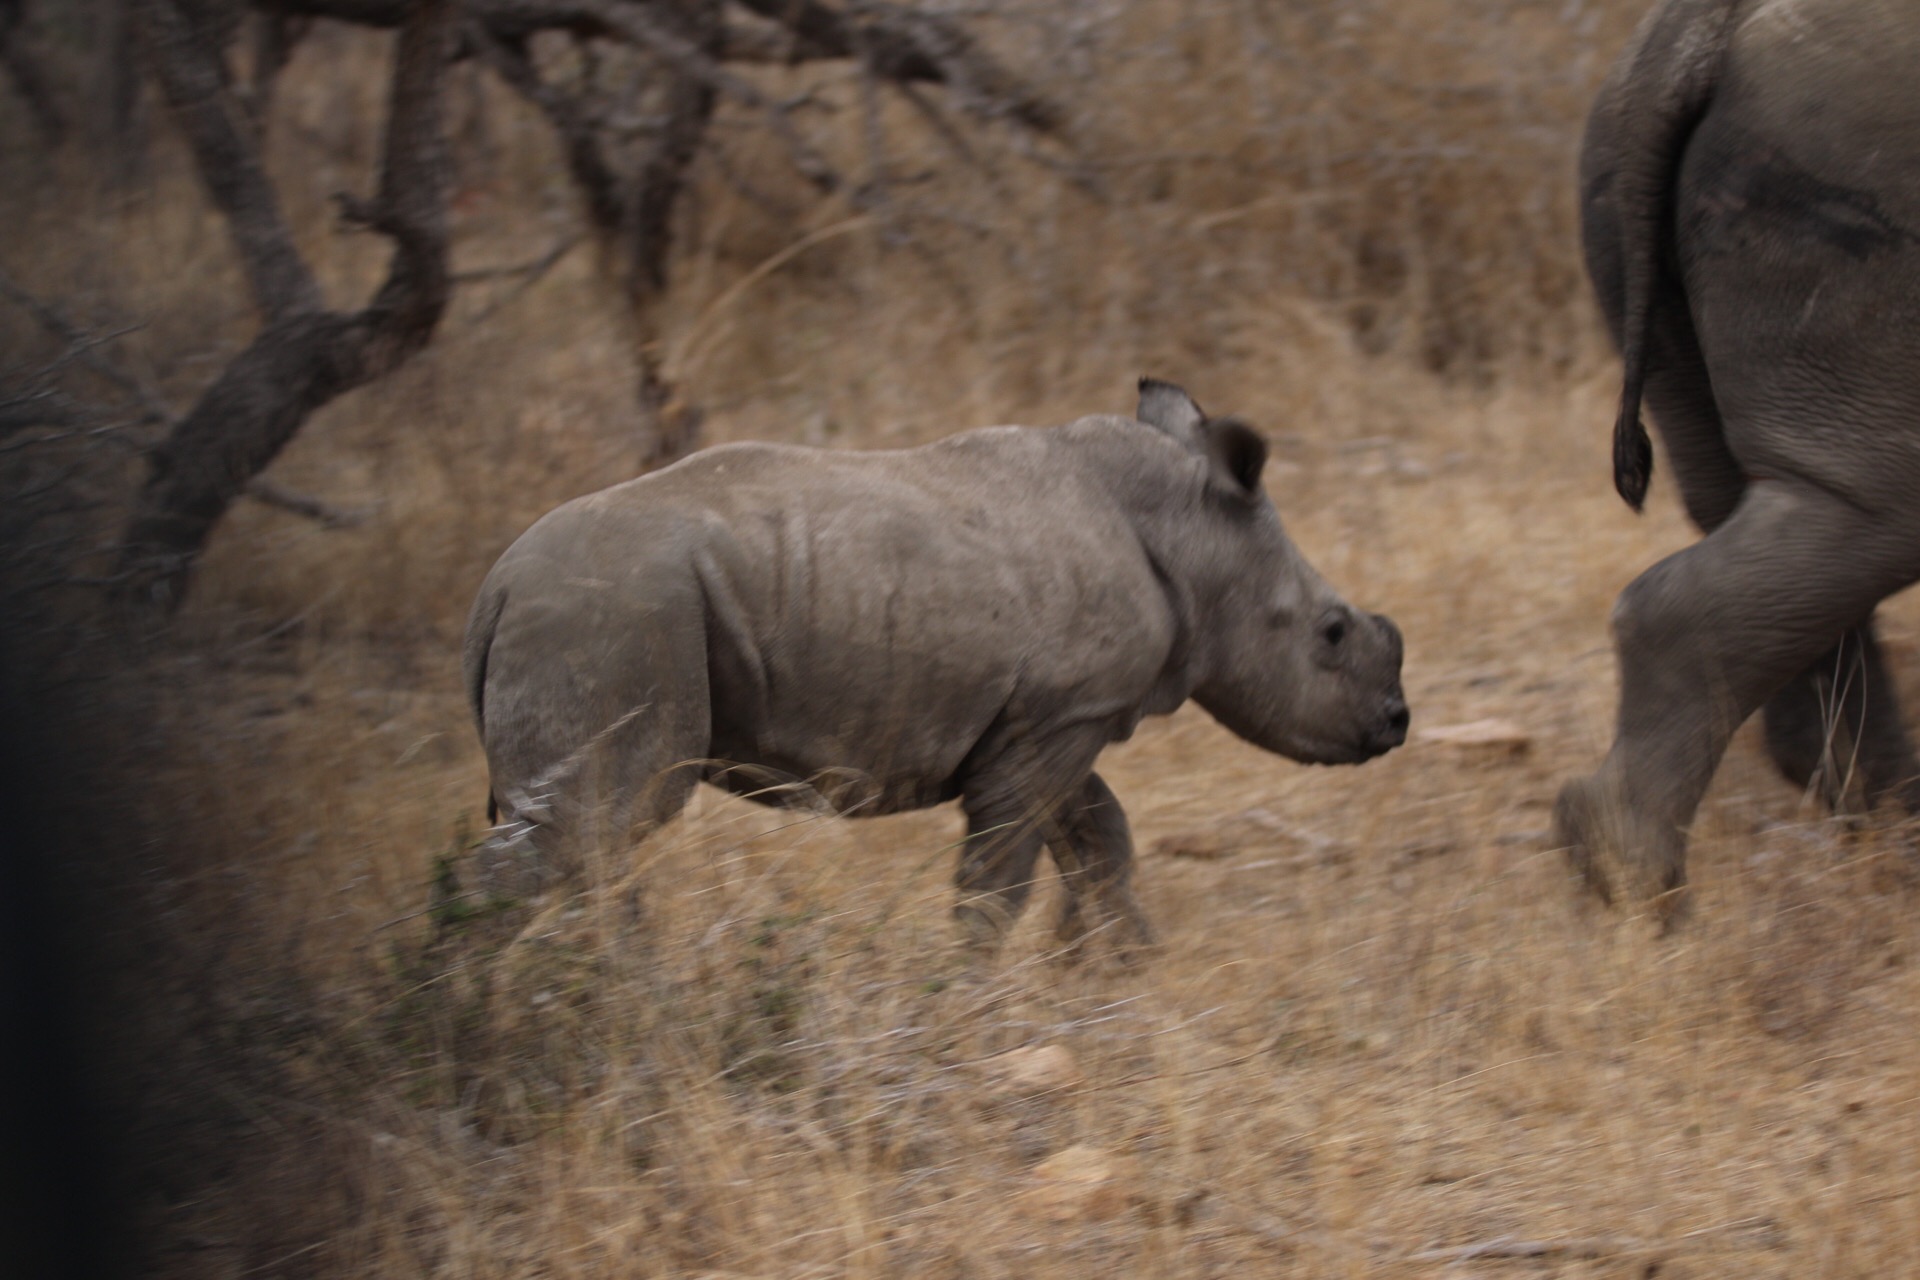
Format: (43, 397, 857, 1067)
(1200, 417, 1268, 498)
(1137, 377, 1206, 442)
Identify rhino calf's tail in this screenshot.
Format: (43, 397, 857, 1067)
(1584, 0, 1743, 511)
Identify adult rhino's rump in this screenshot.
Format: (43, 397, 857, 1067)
(1558, 0, 1920, 915)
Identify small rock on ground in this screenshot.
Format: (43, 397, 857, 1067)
(1417, 718, 1532, 756)
(982, 1044, 1083, 1095)
(1018, 1145, 1142, 1222)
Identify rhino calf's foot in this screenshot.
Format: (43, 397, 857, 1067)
(953, 893, 1028, 959)
(1044, 771, 1155, 964)
(1053, 889, 1155, 967)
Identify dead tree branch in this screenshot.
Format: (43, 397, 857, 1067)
(116, 0, 455, 611)
(733, 0, 1056, 131)
(451, 1, 1055, 473)
(275, 0, 1056, 179)
(85, 0, 1057, 607)
(452, 234, 582, 285)
(459, 233, 582, 322)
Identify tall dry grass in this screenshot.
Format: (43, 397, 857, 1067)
(7, 1, 1920, 1276)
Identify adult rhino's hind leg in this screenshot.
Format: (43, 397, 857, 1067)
(1048, 772, 1153, 961)
(1618, 299, 1920, 821)
(1554, 479, 1920, 919)
(1763, 621, 1920, 815)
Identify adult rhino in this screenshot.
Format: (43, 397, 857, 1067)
(1558, 0, 1920, 914)
(464, 380, 1407, 949)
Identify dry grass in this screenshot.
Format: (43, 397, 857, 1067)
(130, 367, 1920, 1279)
(8, 1, 1920, 1276)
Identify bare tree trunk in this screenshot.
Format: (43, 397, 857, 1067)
(116, 0, 453, 611)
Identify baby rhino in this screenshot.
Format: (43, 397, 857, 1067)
(464, 380, 1407, 950)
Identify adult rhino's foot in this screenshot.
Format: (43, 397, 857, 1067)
(1552, 773, 1690, 927)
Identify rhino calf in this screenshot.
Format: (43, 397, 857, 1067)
(1559, 0, 1920, 915)
(463, 380, 1407, 949)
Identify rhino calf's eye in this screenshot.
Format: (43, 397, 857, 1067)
(1322, 617, 1347, 648)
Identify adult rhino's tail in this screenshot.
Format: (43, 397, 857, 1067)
(1581, 0, 1743, 511)
(463, 580, 509, 824)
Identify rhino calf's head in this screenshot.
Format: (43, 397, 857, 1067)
(1138, 379, 1408, 765)
(1203, 589, 1409, 765)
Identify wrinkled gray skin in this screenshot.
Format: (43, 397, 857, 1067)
(1559, 0, 1920, 915)
(465, 380, 1408, 949)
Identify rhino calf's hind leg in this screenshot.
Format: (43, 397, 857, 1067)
(479, 732, 705, 899)
(1048, 772, 1153, 959)
(1763, 620, 1920, 815)
(1555, 480, 1920, 914)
